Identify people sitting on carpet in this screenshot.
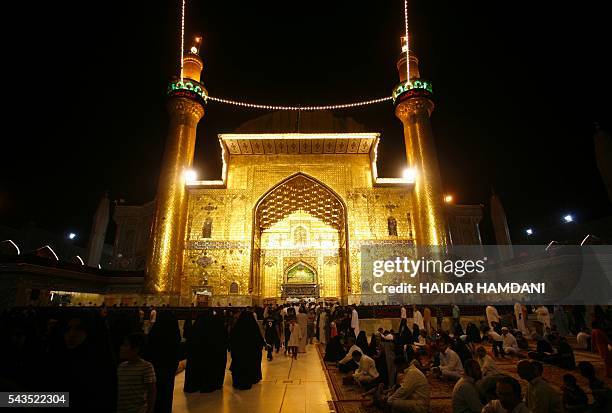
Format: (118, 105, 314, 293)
(555, 337, 576, 370)
(501, 327, 520, 357)
(451, 359, 483, 413)
(561, 373, 588, 411)
(452, 335, 473, 365)
(528, 334, 557, 362)
(577, 361, 612, 411)
(323, 333, 346, 362)
(481, 376, 531, 413)
(483, 326, 505, 358)
(356, 330, 369, 354)
(515, 330, 530, 350)
(575, 328, 590, 351)
(476, 346, 501, 377)
(337, 336, 362, 373)
(433, 336, 464, 381)
(517, 359, 564, 413)
(374, 352, 430, 413)
(351, 350, 380, 389)
(466, 322, 482, 343)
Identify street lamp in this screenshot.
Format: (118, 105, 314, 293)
(68, 232, 77, 240)
(525, 228, 533, 236)
(444, 194, 454, 203)
(563, 214, 574, 223)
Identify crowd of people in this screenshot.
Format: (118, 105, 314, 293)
(1, 302, 611, 412)
(322, 304, 612, 413)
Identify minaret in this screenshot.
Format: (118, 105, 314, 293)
(145, 38, 206, 295)
(490, 189, 513, 260)
(393, 37, 447, 247)
(86, 192, 110, 267)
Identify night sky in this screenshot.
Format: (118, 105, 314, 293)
(1, 1, 610, 245)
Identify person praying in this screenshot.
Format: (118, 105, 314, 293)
(351, 350, 379, 388)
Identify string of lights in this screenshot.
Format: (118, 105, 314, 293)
(174, 1, 414, 111)
(404, 0, 410, 82)
(206, 95, 393, 111)
(180, 0, 185, 81)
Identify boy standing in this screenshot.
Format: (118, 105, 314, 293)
(117, 333, 156, 413)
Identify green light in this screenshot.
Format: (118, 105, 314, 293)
(167, 79, 208, 101)
(392, 80, 433, 102)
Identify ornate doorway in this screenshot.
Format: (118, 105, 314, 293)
(250, 173, 349, 304)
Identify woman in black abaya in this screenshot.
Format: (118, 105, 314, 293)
(183, 312, 210, 393)
(146, 310, 181, 412)
(206, 311, 228, 391)
(229, 310, 265, 390)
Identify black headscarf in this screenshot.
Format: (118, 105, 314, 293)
(229, 311, 265, 389)
(146, 310, 181, 413)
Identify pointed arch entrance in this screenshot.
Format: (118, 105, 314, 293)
(250, 173, 349, 304)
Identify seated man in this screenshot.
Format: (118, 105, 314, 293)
(377, 352, 430, 413)
(517, 359, 564, 413)
(338, 337, 362, 373)
(451, 359, 483, 413)
(476, 346, 501, 377)
(482, 376, 531, 413)
(475, 347, 508, 403)
(352, 350, 379, 389)
(433, 337, 464, 381)
(501, 327, 520, 357)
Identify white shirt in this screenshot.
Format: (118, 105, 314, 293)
(354, 354, 379, 379)
(388, 361, 430, 407)
(576, 332, 590, 349)
(486, 306, 500, 327)
(413, 310, 424, 330)
(439, 348, 463, 375)
(535, 306, 551, 329)
(339, 344, 362, 365)
(503, 333, 519, 350)
(351, 308, 360, 335)
(478, 354, 501, 377)
(452, 376, 483, 413)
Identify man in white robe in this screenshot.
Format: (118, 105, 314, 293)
(486, 305, 500, 329)
(514, 302, 528, 335)
(351, 306, 360, 336)
(535, 305, 551, 330)
(412, 305, 424, 330)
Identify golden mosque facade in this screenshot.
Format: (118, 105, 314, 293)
(111, 41, 483, 307)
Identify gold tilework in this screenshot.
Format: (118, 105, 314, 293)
(180, 148, 414, 305)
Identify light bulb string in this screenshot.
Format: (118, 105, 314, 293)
(404, 0, 410, 83)
(180, 0, 185, 82)
(205, 95, 393, 111)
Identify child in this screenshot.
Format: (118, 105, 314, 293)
(264, 314, 280, 361)
(287, 319, 300, 359)
(117, 332, 156, 413)
(561, 373, 588, 410)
